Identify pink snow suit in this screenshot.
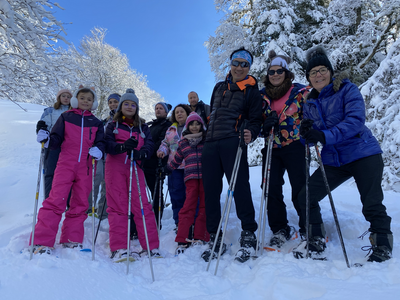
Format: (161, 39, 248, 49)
(31, 109, 105, 247)
(105, 120, 159, 252)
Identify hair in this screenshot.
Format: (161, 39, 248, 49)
(77, 88, 95, 99)
(230, 47, 254, 63)
(170, 104, 191, 124)
(113, 102, 144, 128)
(54, 92, 71, 110)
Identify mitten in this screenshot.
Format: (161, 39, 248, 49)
(304, 129, 326, 144)
(89, 146, 102, 160)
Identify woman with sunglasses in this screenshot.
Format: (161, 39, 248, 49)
(292, 46, 392, 262)
(260, 50, 310, 251)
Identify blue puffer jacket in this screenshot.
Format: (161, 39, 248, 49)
(303, 77, 382, 167)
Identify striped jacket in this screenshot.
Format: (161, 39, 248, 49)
(168, 135, 205, 183)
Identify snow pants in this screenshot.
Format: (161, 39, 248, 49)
(261, 140, 306, 233)
(298, 154, 392, 235)
(202, 137, 258, 234)
(175, 179, 209, 243)
(168, 169, 186, 225)
(106, 159, 159, 252)
(31, 158, 92, 247)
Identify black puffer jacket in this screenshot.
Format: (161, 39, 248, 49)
(143, 117, 172, 171)
(206, 75, 263, 142)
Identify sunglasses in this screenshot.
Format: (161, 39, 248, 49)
(268, 69, 285, 75)
(231, 60, 250, 68)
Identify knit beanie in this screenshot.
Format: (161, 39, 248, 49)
(117, 88, 139, 112)
(56, 89, 73, 100)
(268, 50, 291, 70)
(113, 88, 145, 138)
(107, 93, 121, 102)
(70, 86, 98, 110)
(155, 102, 171, 114)
(183, 112, 206, 132)
(305, 46, 334, 81)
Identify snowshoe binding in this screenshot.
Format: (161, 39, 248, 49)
(201, 233, 227, 262)
(234, 230, 257, 263)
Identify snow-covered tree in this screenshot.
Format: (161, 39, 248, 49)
(0, 0, 69, 108)
(69, 28, 163, 121)
(362, 38, 400, 191)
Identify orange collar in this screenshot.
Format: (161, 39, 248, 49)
(228, 75, 256, 91)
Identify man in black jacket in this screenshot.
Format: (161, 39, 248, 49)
(201, 47, 263, 263)
(143, 102, 172, 229)
(188, 91, 211, 127)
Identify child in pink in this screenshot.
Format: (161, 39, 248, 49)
(168, 112, 210, 254)
(105, 88, 159, 261)
(31, 86, 105, 254)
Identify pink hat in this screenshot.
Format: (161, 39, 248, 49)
(56, 89, 73, 100)
(184, 112, 206, 131)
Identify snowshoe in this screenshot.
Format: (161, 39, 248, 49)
(201, 233, 227, 262)
(264, 226, 298, 252)
(62, 242, 83, 249)
(111, 249, 139, 263)
(175, 243, 190, 255)
(292, 236, 327, 260)
(234, 230, 257, 263)
(33, 245, 53, 255)
(139, 248, 162, 258)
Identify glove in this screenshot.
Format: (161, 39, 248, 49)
(303, 129, 326, 144)
(37, 129, 50, 148)
(300, 119, 314, 137)
(124, 137, 138, 151)
(36, 120, 48, 134)
(263, 111, 279, 136)
(115, 144, 126, 154)
(128, 149, 147, 161)
(89, 146, 102, 160)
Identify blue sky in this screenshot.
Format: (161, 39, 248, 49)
(54, 0, 223, 108)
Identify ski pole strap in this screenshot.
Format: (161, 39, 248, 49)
(239, 119, 249, 148)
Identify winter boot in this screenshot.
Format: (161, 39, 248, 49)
(33, 245, 53, 255)
(201, 232, 227, 262)
(293, 223, 326, 259)
(366, 232, 393, 263)
(175, 242, 190, 255)
(234, 230, 257, 263)
(268, 226, 297, 249)
(139, 248, 162, 258)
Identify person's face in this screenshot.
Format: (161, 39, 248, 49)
(59, 93, 72, 105)
(268, 66, 286, 87)
(77, 92, 94, 110)
(121, 100, 137, 118)
(230, 58, 250, 83)
(188, 92, 199, 106)
(108, 98, 119, 111)
(155, 104, 167, 119)
(188, 120, 202, 134)
(309, 65, 331, 92)
(175, 107, 188, 125)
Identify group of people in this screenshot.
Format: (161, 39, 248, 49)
(31, 45, 393, 265)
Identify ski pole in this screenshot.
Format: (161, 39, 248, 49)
(314, 144, 350, 268)
(91, 158, 96, 261)
(305, 143, 310, 259)
(94, 195, 106, 245)
(133, 160, 155, 282)
(30, 142, 46, 260)
(256, 128, 274, 256)
(126, 152, 134, 274)
(207, 120, 248, 275)
(156, 158, 163, 239)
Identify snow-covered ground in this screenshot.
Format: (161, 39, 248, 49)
(0, 99, 399, 300)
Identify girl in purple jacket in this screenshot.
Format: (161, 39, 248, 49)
(31, 86, 105, 254)
(168, 112, 210, 255)
(105, 89, 159, 262)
